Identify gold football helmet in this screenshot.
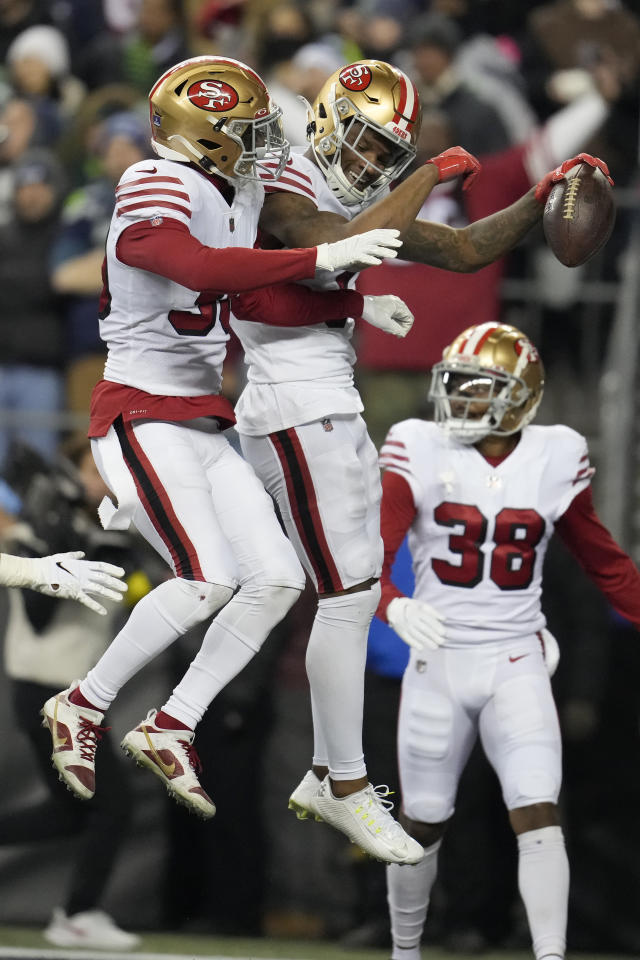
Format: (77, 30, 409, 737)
(149, 56, 289, 182)
(429, 322, 545, 444)
(307, 59, 421, 206)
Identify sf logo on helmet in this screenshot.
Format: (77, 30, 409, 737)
(339, 65, 372, 91)
(188, 80, 239, 112)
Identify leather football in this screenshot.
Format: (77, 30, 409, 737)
(543, 163, 615, 267)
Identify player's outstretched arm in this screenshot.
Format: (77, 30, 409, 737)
(258, 147, 479, 249)
(0, 551, 127, 616)
(399, 153, 613, 272)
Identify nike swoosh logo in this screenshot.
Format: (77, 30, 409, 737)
(143, 727, 176, 777)
(52, 699, 68, 749)
(137, 166, 157, 174)
(55, 561, 71, 576)
(509, 654, 530, 663)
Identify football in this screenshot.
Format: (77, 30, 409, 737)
(543, 163, 615, 267)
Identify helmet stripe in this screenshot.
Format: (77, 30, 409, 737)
(393, 70, 419, 126)
(471, 324, 499, 355)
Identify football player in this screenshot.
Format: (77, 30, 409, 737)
(40, 56, 415, 829)
(0, 550, 126, 614)
(228, 59, 613, 859)
(378, 322, 640, 960)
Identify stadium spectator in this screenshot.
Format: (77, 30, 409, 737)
(5, 24, 86, 121)
(0, 149, 66, 465)
(50, 110, 151, 423)
(77, 0, 192, 93)
(407, 12, 511, 157)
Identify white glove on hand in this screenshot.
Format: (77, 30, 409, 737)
(541, 627, 560, 677)
(315, 228, 402, 273)
(387, 596, 446, 652)
(0, 550, 127, 615)
(362, 294, 414, 338)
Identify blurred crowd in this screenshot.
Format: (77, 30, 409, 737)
(0, 0, 639, 954)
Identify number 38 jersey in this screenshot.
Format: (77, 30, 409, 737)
(380, 419, 594, 645)
(101, 158, 263, 396)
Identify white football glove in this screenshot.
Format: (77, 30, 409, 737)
(386, 596, 446, 652)
(315, 228, 402, 273)
(362, 294, 414, 338)
(541, 627, 560, 677)
(0, 550, 127, 616)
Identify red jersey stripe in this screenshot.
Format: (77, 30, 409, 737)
(115, 187, 190, 203)
(263, 160, 313, 185)
(120, 176, 185, 189)
(117, 199, 192, 219)
(263, 176, 316, 199)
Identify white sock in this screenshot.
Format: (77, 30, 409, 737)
(164, 584, 300, 728)
(310, 687, 328, 768)
(81, 578, 231, 710)
(517, 825, 568, 960)
(388, 840, 441, 960)
(305, 583, 380, 780)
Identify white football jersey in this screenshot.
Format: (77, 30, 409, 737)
(380, 420, 594, 645)
(101, 158, 264, 396)
(232, 148, 385, 436)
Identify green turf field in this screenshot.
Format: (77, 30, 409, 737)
(0, 926, 632, 960)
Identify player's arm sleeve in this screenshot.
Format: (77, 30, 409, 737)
(231, 284, 363, 327)
(377, 470, 417, 621)
(555, 486, 640, 629)
(115, 218, 317, 291)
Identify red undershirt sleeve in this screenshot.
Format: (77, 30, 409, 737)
(115, 218, 317, 292)
(555, 485, 640, 629)
(378, 469, 418, 621)
(231, 284, 363, 327)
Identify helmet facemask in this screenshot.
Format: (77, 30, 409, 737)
(315, 97, 416, 206)
(220, 107, 288, 181)
(429, 361, 539, 444)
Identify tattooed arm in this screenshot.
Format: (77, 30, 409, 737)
(399, 187, 542, 272)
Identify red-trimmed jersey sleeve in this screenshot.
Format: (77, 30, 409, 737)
(378, 469, 418, 621)
(232, 284, 363, 327)
(555, 486, 640, 629)
(115, 170, 194, 227)
(116, 218, 317, 293)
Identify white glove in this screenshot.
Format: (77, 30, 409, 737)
(362, 294, 414, 338)
(387, 596, 446, 652)
(541, 627, 560, 677)
(0, 550, 127, 616)
(315, 228, 402, 273)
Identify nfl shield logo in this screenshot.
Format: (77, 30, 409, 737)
(150, 216, 163, 227)
(322, 418, 333, 432)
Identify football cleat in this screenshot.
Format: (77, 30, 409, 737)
(313, 776, 424, 864)
(288, 769, 323, 821)
(43, 908, 140, 950)
(121, 710, 215, 819)
(41, 682, 107, 800)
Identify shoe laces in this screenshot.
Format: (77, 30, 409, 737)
(76, 718, 110, 762)
(179, 738, 202, 774)
(352, 784, 405, 837)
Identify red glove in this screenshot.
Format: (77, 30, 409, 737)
(428, 146, 481, 192)
(534, 152, 614, 205)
